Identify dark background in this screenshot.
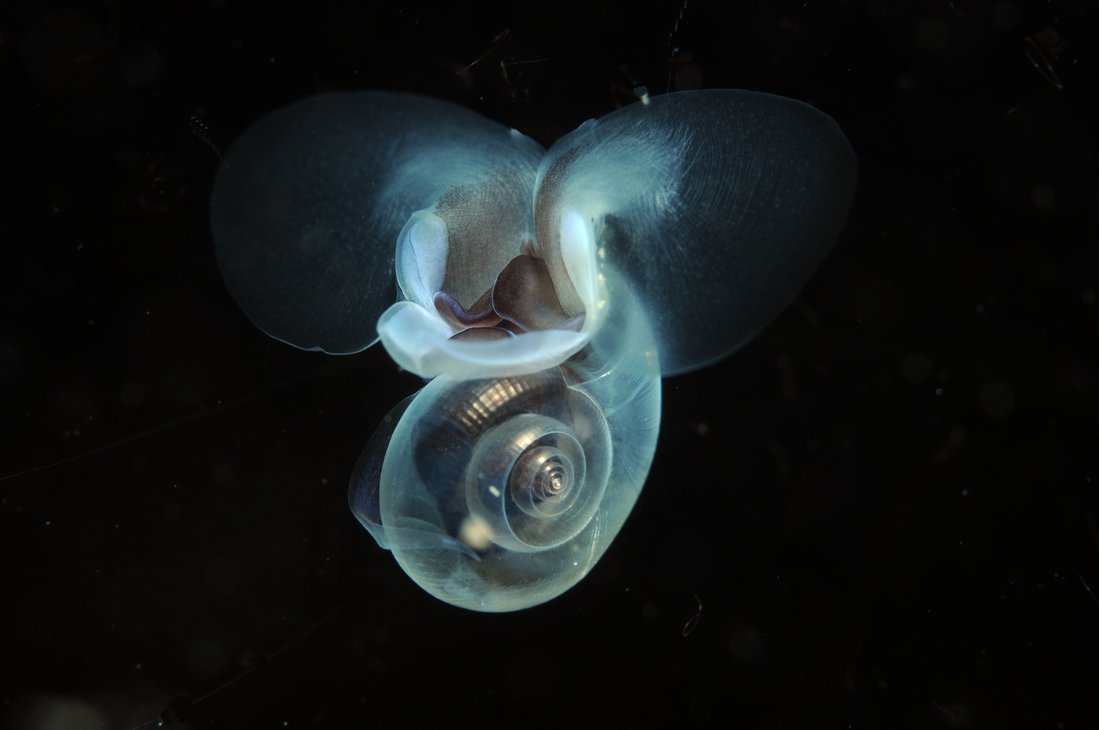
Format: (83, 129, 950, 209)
(2, 0, 1097, 728)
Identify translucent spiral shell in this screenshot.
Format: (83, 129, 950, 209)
(466, 405, 610, 552)
(350, 270, 660, 611)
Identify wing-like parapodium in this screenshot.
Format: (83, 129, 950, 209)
(211, 92, 543, 354)
(534, 90, 857, 375)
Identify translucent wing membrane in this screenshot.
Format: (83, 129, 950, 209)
(533, 90, 857, 376)
(211, 92, 543, 355)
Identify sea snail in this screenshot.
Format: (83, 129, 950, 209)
(210, 89, 856, 611)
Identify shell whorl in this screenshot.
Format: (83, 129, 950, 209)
(407, 370, 610, 553)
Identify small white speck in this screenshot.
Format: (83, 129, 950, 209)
(488, 485, 501, 498)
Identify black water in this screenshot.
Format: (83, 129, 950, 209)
(2, 1, 1097, 728)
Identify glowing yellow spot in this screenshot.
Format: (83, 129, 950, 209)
(459, 515, 494, 551)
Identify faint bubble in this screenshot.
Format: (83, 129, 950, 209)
(1056, 356, 1095, 392)
(727, 622, 766, 666)
(504, 651, 557, 701)
(0, 335, 26, 391)
(894, 74, 918, 92)
(54, 385, 94, 422)
(161, 501, 180, 522)
(204, 555, 242, 597)
(19, 8, 109, 98)
(119, 380, 146, 407)
(901, 352, 934, 384)
(113, 143, 138, 168)
(671, 64, 703, 91)
(1083, 289, 1096, 305)
(114, 39, 161, 86)
(851, 273, 904, 331)
(187, 636, 228, 683)
(935, 699, 974, 728)
(1031, 185, 1056, 210)
(11, 695, 106, 730)
(979, 381, 1015, 419)
(916, 18, 950, 51)
(994, 2, 1021, 27)
(212, 463, 237, 488)
(1027, 435, 1068, 477)
(933, 425, 966, 463)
